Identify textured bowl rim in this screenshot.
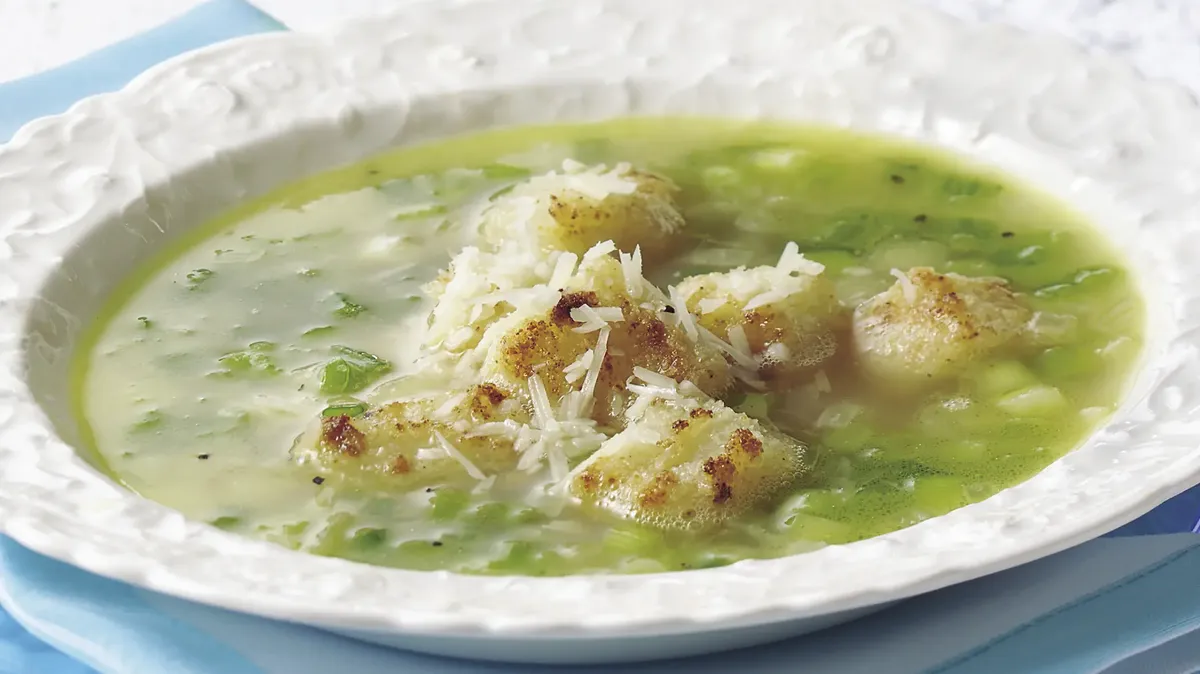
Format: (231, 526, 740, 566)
(2, 0, 1200, 637)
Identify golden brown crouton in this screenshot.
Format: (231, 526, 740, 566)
(291, 383, 528, 489)
(569, 386, 808, 529)
(852, 267, 1031, 385)
(478, 160, 685, 261)
(676, 244, 847, 388)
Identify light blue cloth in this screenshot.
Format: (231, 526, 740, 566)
(5, 533, 1200, 674)
(0, 0, 283, 132)
(4, 2, 1200, 673)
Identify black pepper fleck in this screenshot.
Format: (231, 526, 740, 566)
(1001, 231, 1014, 238)
(663, 305, 676, 314)
(312, 476, 325, 485)
(431, 541, 444, 547)
(197, 454, 210, 460)
(890, 174, 905, 184)
(913, 214, 927, 222)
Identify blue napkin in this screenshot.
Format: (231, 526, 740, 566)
(4, 2, 1200, 673)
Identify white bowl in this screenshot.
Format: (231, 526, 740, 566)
(2, 0, 1200, 665)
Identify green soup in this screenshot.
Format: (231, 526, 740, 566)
(74, 118, 1144, 575)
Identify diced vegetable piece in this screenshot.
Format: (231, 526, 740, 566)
(319, 346, 392, 395)
(868, 239, 949, 273)
(463, 503, 510, 534)
(213, 342, 282, 377)
(310, 512, 355, 555)
(320, 401, 368, 418)
(917, 396, 1003, 437)
(937, 438, 989, 463)
(773, 490, 850, 526)
(804, 249, 861, 276)
(942, 258, 997, 277)
(210, 516, 241, 530)
(1034, 345, 1102, 380)
(972, 360, 1039, 398)
(820, 422, 874, 453)
(602, 526, 661, 556)
(911, 476, 968, 515)
(430, 488, 470, 521)
(778, 512, 857, 544)
(185, 268, 215, 289)
(942, 175, 1003, 199)
(130, 409, 165, 432)
(333, 293, 367, 318)
(487, 541, 539, 573)
(995, 385, 1067, 417)
(350, 527, 389, 550)
(616, 558, 670, 574)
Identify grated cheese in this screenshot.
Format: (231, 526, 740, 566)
(433, 391, 468, 420)
(432, 430, 487, 480)
(583, 239, 617, 263)
(570, 305, 624, 333)
(578, 327, 611, 416)
(549, 252, 579, 289)
(726, 325, 754, 367)
(468, 420, 522, 437)
(619, 247, 645, 299)
(776, 241, 825, 276)
(632, 366, 681, 392)
(892, 268, 917, 303)
(563, 349, 594, 384)
(527, 374, 556, 430)
(697, 297, 728, 314)
(668, 285, 699, 342)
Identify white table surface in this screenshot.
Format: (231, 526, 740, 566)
(2, 0, 1200, 95)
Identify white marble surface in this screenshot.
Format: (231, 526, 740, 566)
(1, 0, 1199, 94)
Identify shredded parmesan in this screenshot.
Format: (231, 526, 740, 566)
(468, 420, 522, 437)
(619, 247, 645, 298)
(892, 268, 917, 303)
(698, 325, 756, 369)
(583, 240, 617, 263)
(528, 374, 556, 429)
(432, 430, 487, 480)
(697, 297, 727, 314)
(472, 475, 497, 494)
(578, 327, 611, 414)
(632, 366, 681, 391)
(726, 325, 754, 366)
(563, 349, 593, 384)
(570, 305, 624, 333)
(433, 392, 467, 420)
(668, 285, 699, 342)
(547, 444, 569, 481)
(776, 241, 825, 276)
(549, 252, 578, 289)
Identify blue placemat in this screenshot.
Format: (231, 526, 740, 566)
(4, 2, 1200, 672)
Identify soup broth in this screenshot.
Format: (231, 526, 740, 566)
(75, 118, 1144, 575)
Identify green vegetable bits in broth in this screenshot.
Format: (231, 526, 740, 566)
(76, 118, 1144, 575)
